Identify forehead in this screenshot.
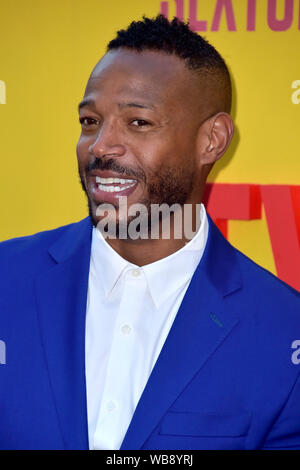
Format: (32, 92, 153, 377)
(84, 49, 199, 108)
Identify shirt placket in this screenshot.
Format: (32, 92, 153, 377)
(93, 267, 148, 450)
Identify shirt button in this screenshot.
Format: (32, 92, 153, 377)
(106, 401, 116, 412)
(131, 269, 141, 277)
(121, 324, 132, 335)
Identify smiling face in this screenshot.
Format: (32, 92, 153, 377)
(77, 48, 214, 229)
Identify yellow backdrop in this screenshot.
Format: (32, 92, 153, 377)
(0, 0, 299, 281)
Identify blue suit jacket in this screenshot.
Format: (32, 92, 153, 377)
(0, 215, 300, 450)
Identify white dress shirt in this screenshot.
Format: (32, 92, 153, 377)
(85, 203, 209, 450)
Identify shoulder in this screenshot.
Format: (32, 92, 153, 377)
(205, 217, 300, 339)
(0, 222, 69, 251)
(206, 216, 299, 307)
(234, 246, 299, 303)
(226, 243, 300, 349)
(0, 218, 89, 278)
(0, 220, 81, 256)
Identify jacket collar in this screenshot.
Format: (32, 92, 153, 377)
(48, 216, 93, 264)
(48, 213, 242, 297)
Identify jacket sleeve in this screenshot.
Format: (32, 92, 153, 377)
(262, 373, 300, 449)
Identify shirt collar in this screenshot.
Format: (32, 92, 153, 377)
(90, 227, 137, 299)
(142, 203, 208, 308)
(90, 204, 209, 308)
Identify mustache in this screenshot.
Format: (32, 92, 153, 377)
(86, 158, 146, 183)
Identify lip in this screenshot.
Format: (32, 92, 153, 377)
(89, 170, 135, 179)
(88, 170, 139, 205)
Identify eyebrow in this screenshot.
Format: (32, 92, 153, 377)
(78, 99, 156, 112)
(78, 98, 95, 112)
(118, 102, 155, 111)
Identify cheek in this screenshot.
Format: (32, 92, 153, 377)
(141, 140, 194, 176)
(133, 138, 178, 169)
(76, 137, 90, 164)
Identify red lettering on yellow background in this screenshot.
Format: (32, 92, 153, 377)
(260, 185, 300, 291)
(267, 0, 294, 31)
(291, 186, 300, 241)
(211, 0, 237, 31)
(160, 0, 300, 31)
(203, 183, 300, 291)
(189, 0, 207, 31)
(160, 0, 184, 20)
(203, 183, 261, 237)
(247, 0, 257, 31)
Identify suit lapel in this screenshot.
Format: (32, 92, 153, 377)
(121, 217, 243, 450)
(34, 217, 92, 450)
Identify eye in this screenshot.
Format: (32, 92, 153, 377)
(79, 117, 99, 126)
(130, 119, 151, 127)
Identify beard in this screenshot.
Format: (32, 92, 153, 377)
(78, 157, 195, 237)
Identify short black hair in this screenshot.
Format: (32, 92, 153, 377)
(107, 14, 231, 112)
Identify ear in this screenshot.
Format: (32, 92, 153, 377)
(196, 112, 234, 167)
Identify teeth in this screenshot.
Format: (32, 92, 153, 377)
(97, 183, 136, 192)
(95, 176, 136, 184)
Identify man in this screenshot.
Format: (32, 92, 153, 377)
(0, 15, 299, 450)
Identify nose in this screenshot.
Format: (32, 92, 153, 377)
(88, 121, 126, 159)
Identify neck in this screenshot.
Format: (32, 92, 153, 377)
(102, 203, 202, 266)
